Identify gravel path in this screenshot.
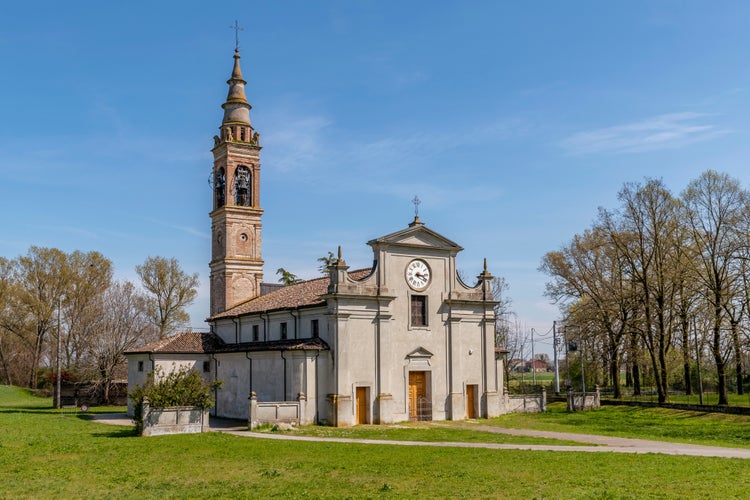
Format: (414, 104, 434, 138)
(90, 413, 750, 459)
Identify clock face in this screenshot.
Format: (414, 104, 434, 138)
(406, 259, 431, 290)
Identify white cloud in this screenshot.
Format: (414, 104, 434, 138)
(560, 112, 729, 155)
(262, 112, 332, 173)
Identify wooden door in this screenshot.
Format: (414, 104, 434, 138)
(356, 387, 368, 424)
(466, 384, 477, 419)
(409, 371, 427, 421)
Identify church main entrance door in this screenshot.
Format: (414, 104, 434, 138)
(408, 371, 431, 421)
(356, 387, 368, 424)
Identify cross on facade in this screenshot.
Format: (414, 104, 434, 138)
(230, 20, 244, 51)
(412, 195, 421, 217)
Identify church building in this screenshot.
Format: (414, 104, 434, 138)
(126, 48, 506, 426)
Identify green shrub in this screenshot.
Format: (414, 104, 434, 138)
(129, 366, 222, 432)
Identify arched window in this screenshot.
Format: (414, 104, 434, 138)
(234, 166, 251, 206)
(215, 168, 226, 208)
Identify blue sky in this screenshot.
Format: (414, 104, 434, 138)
(2, 2, 750, 353)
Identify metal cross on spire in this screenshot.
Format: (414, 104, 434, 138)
(229, 20, 244, 51)
(412, 195, 421, 217)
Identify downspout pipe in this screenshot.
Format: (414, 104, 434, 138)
(261, 312, 269, 341)
(245, 351, 253, 396)
(313, 350, 320, 424)
(290, 309, 299, 339)
(211, 353, 219, 417)
(231, 317, 239, 344)
(280, 350, 288, 401)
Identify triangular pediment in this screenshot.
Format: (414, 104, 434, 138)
(406, 347, 434, 359)
(368, 221, 463, 252)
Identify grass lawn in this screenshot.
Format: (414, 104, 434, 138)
(290, 421, 587, 446)
(2, 386, 750, 498)
(489, 402, 750, 448)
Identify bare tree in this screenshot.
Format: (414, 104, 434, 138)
(682, 170, 749, 405)
(136, 256, 199, 340)
(63, 251, 113, 369)
(541, 226, 635, 398)
(601, 179, 683, 403)
(85, 281, 154, 403)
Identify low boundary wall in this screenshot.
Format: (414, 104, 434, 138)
(567, 386, 601, 411)
(248, 392, 307, 429)
(140, 399, 209, 436)
(503, 387, 546, 413)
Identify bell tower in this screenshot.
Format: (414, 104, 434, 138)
(209, 48, 263, 316)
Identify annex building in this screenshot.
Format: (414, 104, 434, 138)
(126, 48, 506, 426)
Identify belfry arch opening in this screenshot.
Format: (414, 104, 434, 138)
(214, 168, 226, 208)
(234, 165, 251, 206)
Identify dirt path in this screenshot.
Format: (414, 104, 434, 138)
(90, 413, 750, 459)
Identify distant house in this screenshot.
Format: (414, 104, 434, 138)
(525, 359, 549, 373)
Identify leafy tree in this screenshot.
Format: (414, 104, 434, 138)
(317, 251, 336, 275)
(0, 257, 17, 385)
(276, 267, 302, 285)
(136, 256, 199, 340)
(9, 247, 70, 388)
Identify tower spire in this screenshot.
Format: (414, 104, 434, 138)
(222, 49, 252, 126)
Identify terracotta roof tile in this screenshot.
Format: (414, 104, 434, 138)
(126, 332, 224, 354)
(216, 337, 330, 353)
(126, 332, 329, 354)
(211, 268, 372, 319)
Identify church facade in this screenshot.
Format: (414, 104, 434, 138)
(126, 49, 506, 426)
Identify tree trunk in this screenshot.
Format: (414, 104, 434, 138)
(714, 318, 728, 405)
(609, 338, 621, 399)
(681, 316, 692, 395)
(29, 326, 45, 389)
(732, 321, 743, 395)
(0, 345, 11, 385)
(632, 363, 641, 396)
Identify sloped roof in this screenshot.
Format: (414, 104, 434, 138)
(126, 332, 330, 355)
(211, 268, 373, 320)
(368, 218, 463, 252)
(215, 337, 330, 353)
(126, 332, 224, 354)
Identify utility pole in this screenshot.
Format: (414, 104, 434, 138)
(580, 341, 585, 395)
(531, 328, 536, 385)
(56, 296, 62, 410)
(553, 321, 560, 396)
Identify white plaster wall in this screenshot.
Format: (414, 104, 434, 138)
(330, 242, 496, 424)
(125, 354, 210, 417)
(126, 354, 151, 416)
(214, 352, 251, 419)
